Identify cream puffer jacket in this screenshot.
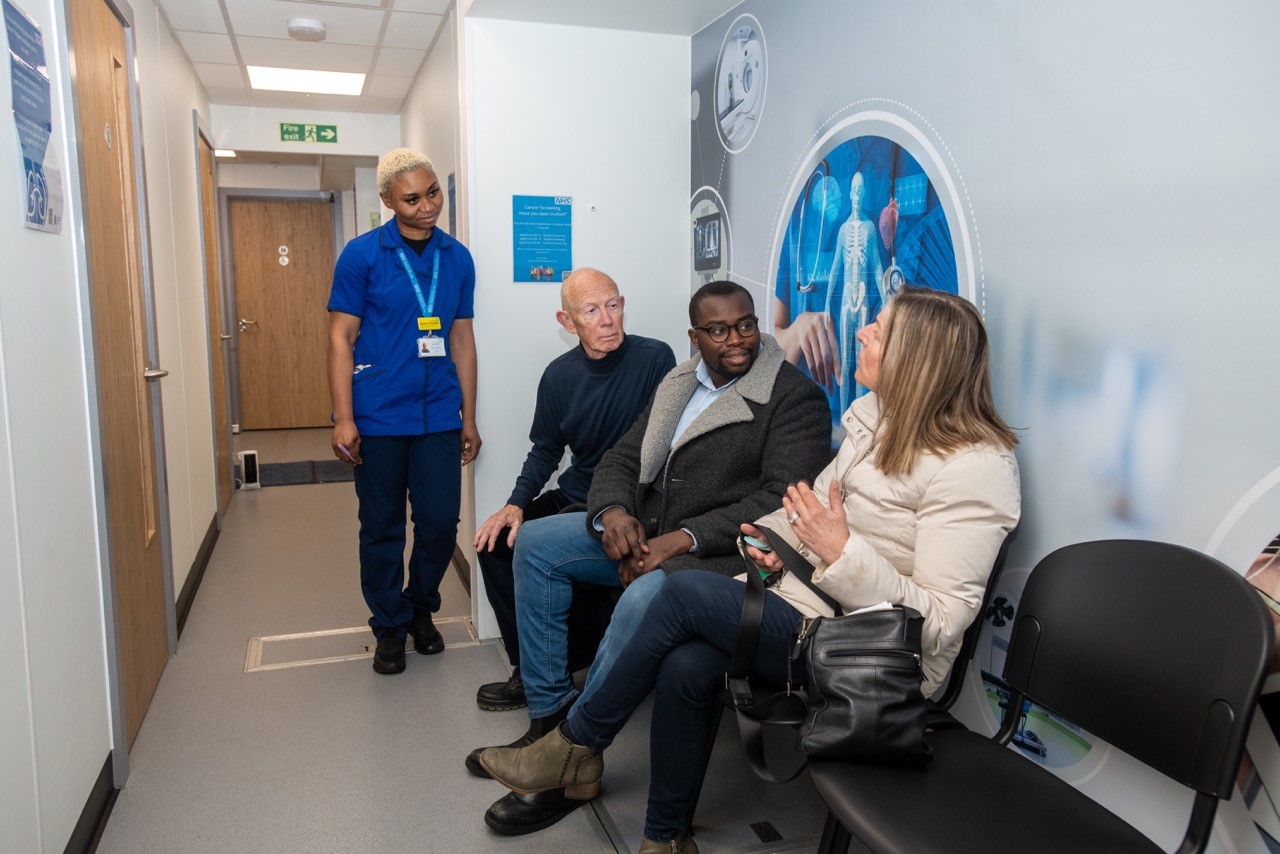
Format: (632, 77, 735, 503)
(752, 393, 1021, 697)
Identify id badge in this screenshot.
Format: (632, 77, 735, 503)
(418, 336, 446, 358)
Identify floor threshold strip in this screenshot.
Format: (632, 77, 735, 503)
(244, 617, 480, 673)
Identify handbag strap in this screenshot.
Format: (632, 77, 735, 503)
(726, 523, 836, 784)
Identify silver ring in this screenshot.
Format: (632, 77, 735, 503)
(787, 512, 800, 524)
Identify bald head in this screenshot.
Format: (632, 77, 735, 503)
(556, 267, 626, 359)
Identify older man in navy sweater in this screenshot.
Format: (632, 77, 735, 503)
(473, 268, 675, 712)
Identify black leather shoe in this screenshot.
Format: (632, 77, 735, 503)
(477, 668, 527, 711)
(484, 788, 587, 836)
(466, 703, 571, 778)
(372, 634, 406, 674)
(410, 610, 444, 655)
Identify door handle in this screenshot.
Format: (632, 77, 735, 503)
(220, 333, 233, 340)
(239, 318, 258, 333)
(143, 368, 169, 381)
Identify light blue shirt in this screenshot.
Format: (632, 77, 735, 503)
(595, 359, 740, 553)
(670, 359, 740, 450)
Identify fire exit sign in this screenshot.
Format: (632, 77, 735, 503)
(279, 122, 338, 143)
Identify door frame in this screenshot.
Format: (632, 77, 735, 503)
(62, 0, 176, 786)
(217, 188, 344, 428)
(193, 114, 233, 519)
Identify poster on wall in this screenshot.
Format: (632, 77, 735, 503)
(773, 136, 958, 439)
(512, 194, 571, 282)
(3, 0, 62, 233)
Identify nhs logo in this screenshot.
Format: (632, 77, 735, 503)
(554, 196, 572, 205)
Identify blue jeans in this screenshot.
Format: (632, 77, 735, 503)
(354, 432, 460, 638)
(565, 570, 802, 842)
(513, 512, 667, 717)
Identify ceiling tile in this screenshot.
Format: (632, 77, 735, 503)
(194, 62, 248, 89)
(175, 31, 239, 65)
(381, 11, 442, 49)
(250, 90, 365, 113)
(390, 0, 452, 13)
(156, 0, 227, 34)
(373, 47, 425, 77)
(359, 96, 406, 115)
(224, 0, 386, 46)
(364, 75, 412, 99)
(236, 37, 375, 74)
(203, 86, 254, 107)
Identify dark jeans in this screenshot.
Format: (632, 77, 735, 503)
(477, 490, 616, 673)
(354, 432, 460, 638)
(565, 570, 802, 841)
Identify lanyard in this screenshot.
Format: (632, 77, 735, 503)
(395, 247, 441, 320)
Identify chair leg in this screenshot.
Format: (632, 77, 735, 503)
(817, 811, 852, 854)
(684, 701, 727, 832)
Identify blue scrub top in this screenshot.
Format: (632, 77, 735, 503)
(328, 219, 476, 436)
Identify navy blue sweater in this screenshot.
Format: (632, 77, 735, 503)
(507, 334, 676, 509)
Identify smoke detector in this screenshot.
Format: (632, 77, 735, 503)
(287, 17, 327, 42)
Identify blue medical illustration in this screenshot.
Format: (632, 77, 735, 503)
(773, 136, 958, 439)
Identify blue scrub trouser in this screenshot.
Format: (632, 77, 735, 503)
(354, 431, 460, 639)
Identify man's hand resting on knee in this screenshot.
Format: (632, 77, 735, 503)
(619, 530, 694, 586)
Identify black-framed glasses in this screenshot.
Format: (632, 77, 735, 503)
(691, 316, 759, 342)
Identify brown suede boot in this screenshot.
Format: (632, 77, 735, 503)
(478, 723, 603, 800)
(637, 832, 699, 853)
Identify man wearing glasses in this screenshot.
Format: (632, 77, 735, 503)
(469, 280, 831, 835)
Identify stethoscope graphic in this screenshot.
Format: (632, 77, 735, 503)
(793, 159, 832, 294)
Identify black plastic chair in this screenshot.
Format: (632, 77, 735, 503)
(809, 539, 1273, 854)
(685, 527, 1019, 828)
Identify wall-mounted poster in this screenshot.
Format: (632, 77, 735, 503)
(4, 0, 62, 233)
(512, 194, 571, 283)
(772, 135, 957, 442)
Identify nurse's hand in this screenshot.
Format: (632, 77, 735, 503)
(461, 421, 481, 465)
(332, 420, 361, 465)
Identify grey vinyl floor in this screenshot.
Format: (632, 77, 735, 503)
(97, 482, 826, 854)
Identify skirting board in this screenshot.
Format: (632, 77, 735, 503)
(63, 751, 116, 854)
(176, 515, 219, 639)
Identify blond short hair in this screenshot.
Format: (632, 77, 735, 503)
(377, 148, 433, 195)
(873, 287, 1017, 476)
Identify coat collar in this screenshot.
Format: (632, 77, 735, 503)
(841, 392, 881, 437)
(637, 334, 786, 485)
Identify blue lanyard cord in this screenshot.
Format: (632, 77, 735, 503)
(395, 247, 441, 321)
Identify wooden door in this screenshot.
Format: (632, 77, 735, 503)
(69, 0, 168, 748)
(198, 137, 232, 514)
(229, 198, 334, 429)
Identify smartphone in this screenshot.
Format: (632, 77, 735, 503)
(742, 534, 772, 553)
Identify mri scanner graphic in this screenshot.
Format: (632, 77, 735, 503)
(715, 16, 766, 151)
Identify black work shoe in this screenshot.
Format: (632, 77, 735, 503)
(477, 668, 527, 711)
(410, 610, 444, 655)
(484, 789, 587, 836)
(372, 633, 406, 674)
(465, 702, 571, 778)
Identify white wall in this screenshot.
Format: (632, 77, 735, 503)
(215, 162, 321, 190)
(402, 9, 458, 235)
(210, 105, 399, 157)
(0, 0, 111, 849)
(353, 165, 385, 235)
(464, 18, 691, 640)
(133, 0, 216, 597)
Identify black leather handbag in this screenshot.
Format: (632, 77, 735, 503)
(727, 524, 932, 782)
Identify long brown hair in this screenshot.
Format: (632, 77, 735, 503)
(872, 287, 1017, 476)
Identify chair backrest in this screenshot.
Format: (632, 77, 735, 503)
(1004, 539, 1272, 799)
(930, 525, 1018, 712)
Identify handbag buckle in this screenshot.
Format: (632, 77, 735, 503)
(725, 674, 753, 708)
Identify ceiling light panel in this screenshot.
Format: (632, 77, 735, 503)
(248, 65, 366, 95)
(301, 0, 386, 7)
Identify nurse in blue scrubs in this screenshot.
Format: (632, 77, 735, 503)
(326, 148, 481, 675)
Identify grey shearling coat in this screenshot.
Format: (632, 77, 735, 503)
(585, 334, 832, 577)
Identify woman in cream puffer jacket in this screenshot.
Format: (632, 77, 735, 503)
(478, 288, 1021, 854)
